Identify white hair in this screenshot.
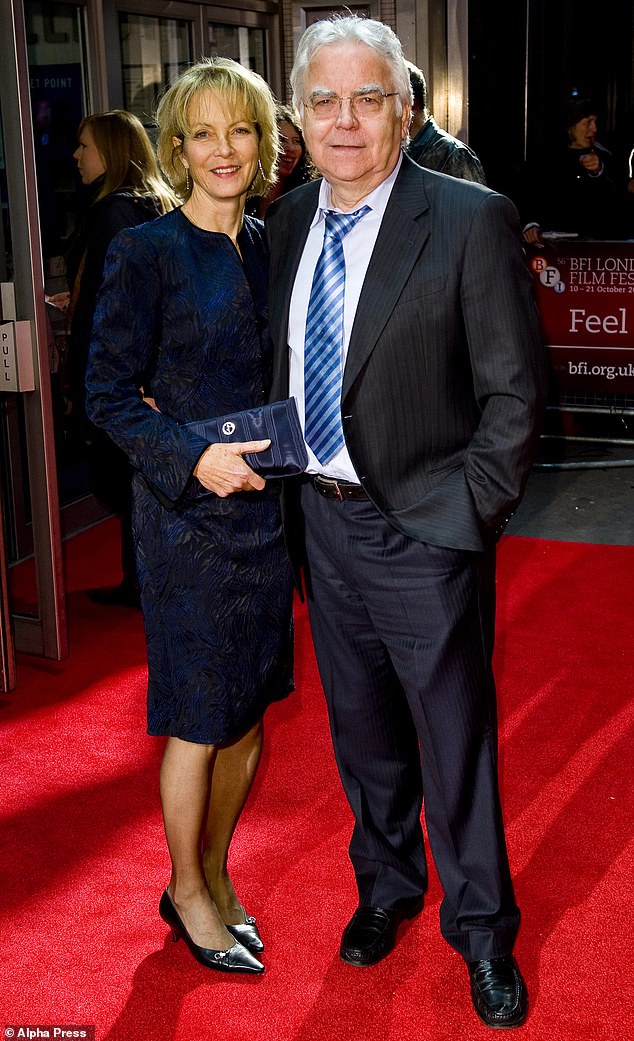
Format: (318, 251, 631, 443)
(290, 15, 412, 117)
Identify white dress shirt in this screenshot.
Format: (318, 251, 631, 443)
(288, 155, 402, 480)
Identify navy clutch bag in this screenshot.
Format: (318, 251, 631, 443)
(185, 397, 308, 479)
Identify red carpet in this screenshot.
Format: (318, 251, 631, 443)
(1, 521, 633, 1040)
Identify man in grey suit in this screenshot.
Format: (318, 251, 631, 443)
(266, 15, 547, 1029)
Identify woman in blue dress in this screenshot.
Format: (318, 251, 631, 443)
(86, 60, 293, 975)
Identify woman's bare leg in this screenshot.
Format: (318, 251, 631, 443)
(202, 719, 264, 924)
(160, 735, 234, 949)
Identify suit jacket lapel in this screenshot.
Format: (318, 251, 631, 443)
(268, 181, 319, 365)
(343, 159, 430, 395)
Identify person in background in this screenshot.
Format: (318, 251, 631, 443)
(50, 110, 176, 607)
(266, 14, 546, 1029)
(405, 59, 486, 183)
(86, 58, 293, 975)
(518, 93, 627, 243)
(248, 103, 316, 216)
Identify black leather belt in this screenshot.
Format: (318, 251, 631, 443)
(312, 475, 368, 501)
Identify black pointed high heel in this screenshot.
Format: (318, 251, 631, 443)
(159, 890, 264, 974)
(226, 911, 265, 953)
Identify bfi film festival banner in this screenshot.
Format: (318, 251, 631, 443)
(528, 241, 634, 394)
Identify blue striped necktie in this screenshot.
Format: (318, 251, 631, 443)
(304, 206, 370, 465)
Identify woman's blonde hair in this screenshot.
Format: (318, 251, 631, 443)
(155, 58, 279, 200)
(80, 109, 176, 213)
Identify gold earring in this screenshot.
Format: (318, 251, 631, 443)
(185, 167, 190, 191)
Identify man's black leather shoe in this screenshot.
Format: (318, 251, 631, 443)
(340, 898, 424, 967)
(468, 956, 528, 1029)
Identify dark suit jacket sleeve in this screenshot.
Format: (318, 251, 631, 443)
(458, 191, 547, 534)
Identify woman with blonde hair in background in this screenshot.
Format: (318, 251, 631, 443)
(52, 109, 176, 606)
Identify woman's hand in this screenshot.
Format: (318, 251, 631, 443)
(193, 440, 271, 496)
(578, 150, 602, 175)
(46, 291, 71, 313)
(522, 224, 542, 245)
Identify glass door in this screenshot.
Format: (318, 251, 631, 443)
(0, 0, 67, 690)
(118, 9, 193, 127)
(206, 20, 267, 78)
(25, 0, 116, 537)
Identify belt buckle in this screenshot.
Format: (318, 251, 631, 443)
(316, 475, 345, 501)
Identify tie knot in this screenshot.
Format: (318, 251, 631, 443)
(323, 205, 370, 241)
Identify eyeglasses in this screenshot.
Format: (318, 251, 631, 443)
(304, 90, 399, 121)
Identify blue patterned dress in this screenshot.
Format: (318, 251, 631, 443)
(86, 208, 294, 744)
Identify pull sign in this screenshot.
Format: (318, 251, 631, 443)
(1, 321, 35, 392)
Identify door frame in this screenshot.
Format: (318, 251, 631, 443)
(0, 0, 67, 679)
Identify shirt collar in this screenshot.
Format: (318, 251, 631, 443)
(311, 151, 403, 228)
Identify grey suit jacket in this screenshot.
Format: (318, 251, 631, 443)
(267, 154, 547, 552)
